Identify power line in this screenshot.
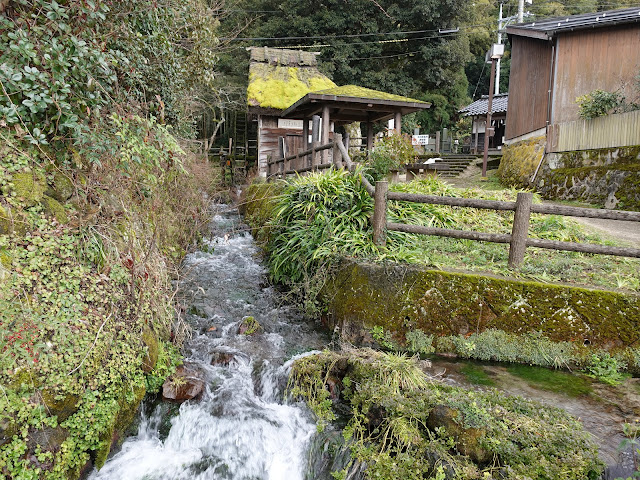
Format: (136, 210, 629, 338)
(223, 26, 472, 42)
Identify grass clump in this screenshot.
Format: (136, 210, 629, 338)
(442, 329, 576, 369)
(290, 349, 604, 480)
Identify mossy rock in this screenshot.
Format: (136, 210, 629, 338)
(39, 389, 80, 423)
(42, 195, 69, 224)
(0, 204, 9, 235)
(0, 417, 16, 448)
(93, 383, 146, 470)
(27, 425, 69, 454)
(8, 367, 41, 390)
(238, 315, 263, 335)
(46, 172, 75, 202)
(426, 405, 491, 464)
(141, 327, 159, 373)
(12, 171, 47, 207)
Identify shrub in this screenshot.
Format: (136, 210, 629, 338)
(363, 134, 417, 182)
(576, 89, 625, 119)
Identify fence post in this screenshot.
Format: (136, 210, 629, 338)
(508, 192, 533, 269)
(312, 141, 321, 170)
(373, 181, 389, 247)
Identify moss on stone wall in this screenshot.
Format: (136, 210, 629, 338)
(325, 261, 640, 350)
(538, 163, 640, 210)
(12, 171, 47, 207)
(42, 195, 69, 224)
(498, 136, 546, 187)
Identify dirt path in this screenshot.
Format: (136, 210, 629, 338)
(567, 216, 640, 248)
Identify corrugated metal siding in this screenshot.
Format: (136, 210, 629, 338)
(505, 36, 553, 140)
(548, 109, 640, 152)
(552, 25, 640, 124)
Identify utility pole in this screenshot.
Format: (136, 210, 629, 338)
(496, 2, 504, 95)
(482, 44, 504, 178)
(518, 0, 525, 23)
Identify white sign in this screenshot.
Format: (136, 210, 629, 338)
(412, 134, 430, 146)
(277, 119, 304, 130)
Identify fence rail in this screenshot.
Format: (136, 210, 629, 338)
(269, 134, 640, 268)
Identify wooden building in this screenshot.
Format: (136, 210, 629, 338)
(459, 93, 509, 154)
(247, 47, 336, 176)
(247, 47, 430, 175)
(505, 7, 640, 142)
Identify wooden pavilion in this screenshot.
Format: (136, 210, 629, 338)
(247, 47, 430, 175)
(282, 85, 430, 156)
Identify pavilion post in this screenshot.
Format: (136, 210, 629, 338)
(303, 116, 309, 167)
(473, 118, 479, 154)
(394, 111, 402, 134)
(366, 122, 374, 154)
(311, 115, 321, 168)
(322, 105, 330, 164)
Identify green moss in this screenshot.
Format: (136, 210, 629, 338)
(42, 195, 69, 224)
(141, 327, 159, 373)
(506, 365, 593, 397)
(12, 171, 47, 207)
(460, 364, 496, 387)
(247, 64, 336, 110)
(498, 136, 545, 187)
(40, 390, 80, 423)
(312, 85, 428, 104)
(0, 205, 9, 235)
(47, 172, 75, 202)
(324, 261, 640, 350)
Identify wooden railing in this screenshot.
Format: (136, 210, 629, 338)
(267, 135, 347, 178)
(269, 134, 640, 268)
(372, 183, 640, 268)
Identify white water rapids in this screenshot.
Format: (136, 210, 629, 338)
(89, 205, 329, 480)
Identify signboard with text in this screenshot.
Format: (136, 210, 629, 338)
(412, 135, 430, 146)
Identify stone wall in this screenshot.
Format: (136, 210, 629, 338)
(324, 260, 640, 350)
(498, 138, 640, 210)
(537, 146, 640, 210)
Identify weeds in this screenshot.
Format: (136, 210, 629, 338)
(290, 349, 603, 480)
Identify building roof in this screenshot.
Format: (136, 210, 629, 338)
(459, 93, 509, 117)
(506, 7, 640, 40)
(247, 47, 336, 111)
(281, 85, 430, 123)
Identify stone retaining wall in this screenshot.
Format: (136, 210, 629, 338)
(324, 260, 640, 350)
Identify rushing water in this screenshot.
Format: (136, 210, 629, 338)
(90, 204, 329, 480)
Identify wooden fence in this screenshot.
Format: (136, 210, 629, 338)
(270, 135, 640, 268)
(547, 109, 640, 153)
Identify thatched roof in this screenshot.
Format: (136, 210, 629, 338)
(247, 47, 336, 111)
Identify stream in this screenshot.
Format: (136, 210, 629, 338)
(90, 203, 639, 480)
(89, 204, 329, 480)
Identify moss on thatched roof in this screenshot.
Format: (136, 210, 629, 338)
(247, 51, 336, 110)
(311, 85, 428, 104)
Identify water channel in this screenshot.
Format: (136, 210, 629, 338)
(90, 203, 639, 480)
